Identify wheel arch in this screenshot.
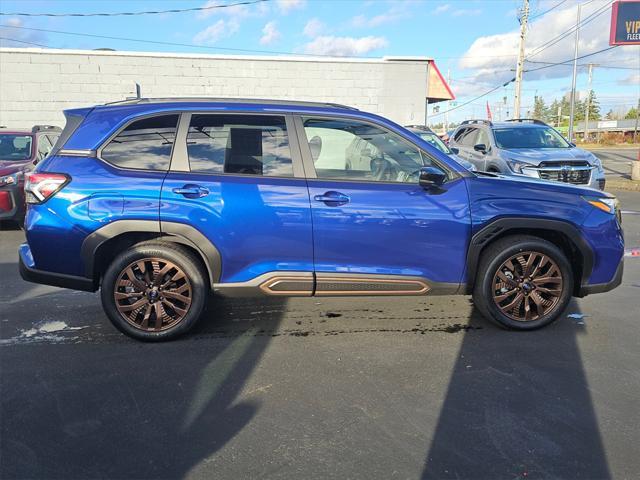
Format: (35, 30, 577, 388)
(465, 218, 593, 296)
(81, 220, 221, 289)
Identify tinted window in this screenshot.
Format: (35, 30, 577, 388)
(101, 115, 179, 170)
(304, 117, 429, 183)
(493, 126, 570, 149)
(187, 114, 293, 177)
(36, 135, 53, 161)
(453, 128, 468, 143)
(0, 134, 33, 161)
(460, 128, 479, 147)
(417, 132, 451, 154)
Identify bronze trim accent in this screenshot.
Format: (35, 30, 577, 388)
(314, 276, 430, 296)
(114, 257, 192, 332)
(491, 251, 564, 322)
(259, 276, 315, 296)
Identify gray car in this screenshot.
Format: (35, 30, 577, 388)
(405, 126, 476, 172)
(448, 119, 606, 190)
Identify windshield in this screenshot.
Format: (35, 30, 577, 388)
(417, 132, 451, 154)
(0, 134, 33, 161)
(493, 126, 570, 149)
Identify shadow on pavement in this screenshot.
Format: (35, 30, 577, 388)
(422, 300, 611, 479)
(1, 296, 287, 479)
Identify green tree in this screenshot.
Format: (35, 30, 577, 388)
(584, 90, 601, 121)
(625, 106, 639, 120)
(533, 96, 546, 121)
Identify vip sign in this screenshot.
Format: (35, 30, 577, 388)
(610, 0, 640, 45)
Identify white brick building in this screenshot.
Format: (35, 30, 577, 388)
(0, 48, 454, 127)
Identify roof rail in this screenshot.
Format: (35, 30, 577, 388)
(32, 125, 62, 133)
(505, 118, 547, 125)
(404, 124, 432, 131)
(102, 97, 359, 111)
(459, 119, 493, 127)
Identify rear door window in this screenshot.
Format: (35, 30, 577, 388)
(186, 114, 293, 177)
(101, 114, 179, 171)
(460, 128, 479, 147)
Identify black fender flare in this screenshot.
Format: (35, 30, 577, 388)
(80, 220, 221, 288)
(465, 217, 594, 294)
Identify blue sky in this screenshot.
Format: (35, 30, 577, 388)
(0, 0, 638, 124)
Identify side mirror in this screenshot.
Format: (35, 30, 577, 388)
(419, 166, 447, 188)
(450, 146, 459, 154)
(473, 143, 488, 154)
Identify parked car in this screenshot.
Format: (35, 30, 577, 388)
(405, 125, 475, 171)
(19, 99, 623, 340)
(0, 126, 61, 225)
(448, 119, 606, 190)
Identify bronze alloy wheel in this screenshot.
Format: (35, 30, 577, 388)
(492, 251, 563, 322)
(114, 258, 192, 332)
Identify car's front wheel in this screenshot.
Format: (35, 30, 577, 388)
(473, 235, 573, 330)
(101, 241, 207, 341)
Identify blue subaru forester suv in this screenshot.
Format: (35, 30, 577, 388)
(19, 98, 624, 341)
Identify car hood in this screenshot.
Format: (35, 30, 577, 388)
(473, 170, 611, 197)
(501, 147, 594, 164)
(0, 161, 31, 177)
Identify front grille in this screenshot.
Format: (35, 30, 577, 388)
(536, 161, 592, 185)
(538, 169, 591, 184)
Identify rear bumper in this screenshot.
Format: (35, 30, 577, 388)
(578, 259, 623, 296)
(18, 242, 96, 292)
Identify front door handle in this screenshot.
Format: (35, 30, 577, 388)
(172, 184, 209, 198)
(313, 191, 350, 205)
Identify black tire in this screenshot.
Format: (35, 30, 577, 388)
(101, 241, 207, 341)
(472, 235, 573, 330)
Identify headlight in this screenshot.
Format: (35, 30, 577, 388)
(0, 172, 21, 187)
(583, 196, 619, 214)
(506, 158, 536, 176)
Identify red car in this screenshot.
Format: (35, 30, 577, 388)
(0, 126, 61, 226)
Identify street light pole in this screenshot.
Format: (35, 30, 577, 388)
(513, 0, 530, 120)
(568, 3, 582, 141)
(585, 63, 594, 142)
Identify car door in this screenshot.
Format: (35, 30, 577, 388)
(296, 115, 471, 293)
(161, 112, 314, 289)
(466, 127, 490, 171)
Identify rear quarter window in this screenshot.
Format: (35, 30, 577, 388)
(100, 114, 179, 171)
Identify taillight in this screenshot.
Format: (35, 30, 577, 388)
(24, 173, 70, 204)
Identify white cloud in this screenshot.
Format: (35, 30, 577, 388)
(260, 21, 281, 45)
(193, 19, 240, 44)
(303, 18, 326, 38)
(452, 8, 482, 17)
(434, 4, 451, 15)
(0, 17, 47, 48)
(276, 0, 305, 14)
(197, 0, 253, 19)
(303, 35, 388, 56)
(454, 2, 639, 96)
(350, 5, 407, 28)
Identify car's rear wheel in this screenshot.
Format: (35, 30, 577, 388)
(473, 235, 573, 330)
(101, 242, 207, 341)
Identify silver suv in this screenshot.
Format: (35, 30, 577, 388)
(448, 119, 606, 190)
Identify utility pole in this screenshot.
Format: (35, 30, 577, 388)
(634, 98, 639, 144)
(513, 0, 530, 119)
(584, 63, 594, 142)
(444, 68, 450, 131)
(568, 3, 582, 141)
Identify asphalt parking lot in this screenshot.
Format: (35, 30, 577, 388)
(1, 188, 639, 480)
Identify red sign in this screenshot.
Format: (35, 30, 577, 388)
(610, 1, 640, 45)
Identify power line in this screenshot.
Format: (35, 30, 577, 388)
(523, 46, 619, 73)
(429, 78, 516, 118)
(0, 36, 49, 48)
(0, 0, 269, 17)
(526, 59, 639, 70)
(0, 23, 378, 58)
(526, 1, 612, 60)
(529, 0, 568, 20)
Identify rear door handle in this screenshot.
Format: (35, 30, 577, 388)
(313, 191, 350, 205)
(172, 184, 209, 198)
